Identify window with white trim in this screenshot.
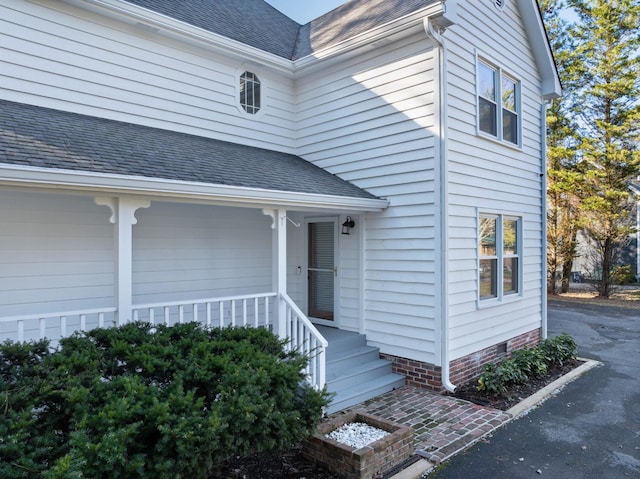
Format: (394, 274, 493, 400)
(479, 214, 521, 301)
(239, 71, 261, 114)
(477, 58, 520, 145)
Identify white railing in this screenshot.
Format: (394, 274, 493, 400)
(0, 307, 118, 343)
(280, 294, 328, 391)
(132, 292, 277, 329)
(0, 293, 327, 391)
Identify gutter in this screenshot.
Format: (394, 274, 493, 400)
(541, 102, 549, 339)
(0, 164, 389, 212)
(424, 2, 458, 393)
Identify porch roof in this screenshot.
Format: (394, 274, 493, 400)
(0, 100, 386, 210)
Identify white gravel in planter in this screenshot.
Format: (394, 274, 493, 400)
(326, 422, 389, 449)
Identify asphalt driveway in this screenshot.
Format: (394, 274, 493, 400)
(427, 300, 640, 478)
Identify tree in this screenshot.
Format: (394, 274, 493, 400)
(568, 0, 640, 297)
(539, 0, 585, 294)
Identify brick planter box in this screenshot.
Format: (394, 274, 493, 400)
(303, 411, 413, 479)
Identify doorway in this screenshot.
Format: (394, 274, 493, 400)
(307, 219, 337, 322)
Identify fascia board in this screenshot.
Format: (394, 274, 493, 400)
(0, 164, 389, 212)
(292, 3, 446, 75)
(64, 0, 295, 76)
(517, 0, 562, 100)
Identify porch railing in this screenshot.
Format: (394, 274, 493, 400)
(132, 292, 277, 329)
(280, 293, 328, 390)
(0, 293, 327, 391)
(0, 307, 117, 343)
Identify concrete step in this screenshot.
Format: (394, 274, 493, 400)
(327, 373, 406, 414)
(315, 326, 405, 414)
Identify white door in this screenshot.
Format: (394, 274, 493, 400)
(307, 220, 337, 322)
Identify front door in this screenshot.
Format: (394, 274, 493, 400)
(307, 220, 336, 322)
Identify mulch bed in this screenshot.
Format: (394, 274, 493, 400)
(450, 358, 581, 410)
(209, 444, 343, 479)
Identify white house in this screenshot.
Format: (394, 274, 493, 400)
(0, 0, 560, 411)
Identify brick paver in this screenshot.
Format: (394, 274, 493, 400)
(331, 386, 512, 465)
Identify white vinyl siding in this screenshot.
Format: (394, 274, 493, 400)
(296, 36, 439, 364)
(132, 204, 273, 305)
(0, 190, 115, 327)
(445, 0, 545, 360)
(0, 0, 295, 153)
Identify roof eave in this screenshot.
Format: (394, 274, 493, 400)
(517, 0, 562, 100)
(63, 0, 296, 76)
(292, 2, 447, 75)
(0, 164, 389, 212)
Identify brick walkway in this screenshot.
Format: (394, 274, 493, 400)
(333, 386, 512, 465)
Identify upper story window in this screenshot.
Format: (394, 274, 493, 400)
(239, 71, 261, 115)
(477, 58, 520, 146)
(479, 213, 522, 302)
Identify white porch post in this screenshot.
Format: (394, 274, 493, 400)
(263, 208, 287, 338)
(95, 197, 150, 325)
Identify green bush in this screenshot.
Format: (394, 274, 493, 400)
(0, 323, 330, 479)
(477, 333, 577, 395)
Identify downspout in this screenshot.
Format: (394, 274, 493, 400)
(541, 102, 549, 339)
(424, 18, 456, 393)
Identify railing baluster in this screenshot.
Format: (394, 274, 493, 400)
(17, 320, 24, 342)
(254, 297, 259, 327)
(231, 300, 236, 327)
(179, 305, 184, 324)
(265, 296, 270, 328)
(133, 310, 139, 322)
(242, 299, 247, 326)
(219, 301, 224, 328)
(40, 318, 46, 339)
(80, 314, 86, 332)
(60, 316, 67, 338)
(149, 309, 155, 325)
(206, 303, 212, 328)
(193, 304, 198, 324)
(98, 313, 104, 328)
(164, 307, 170, 325)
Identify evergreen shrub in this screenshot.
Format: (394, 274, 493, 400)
(0, 322, 329, 479)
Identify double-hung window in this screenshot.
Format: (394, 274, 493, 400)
(479, 214, 521, 301)
(477, 58, 520, 146)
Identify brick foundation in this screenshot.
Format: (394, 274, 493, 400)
(381, 328, 542, 390)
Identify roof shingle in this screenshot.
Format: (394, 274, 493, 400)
(0, 100, 378, 200)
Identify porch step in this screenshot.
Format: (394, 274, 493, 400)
(316, 326, 405, 415)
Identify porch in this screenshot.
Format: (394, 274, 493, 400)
(0, 292, 404, 413)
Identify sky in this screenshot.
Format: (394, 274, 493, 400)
(265, 0, 347, 24)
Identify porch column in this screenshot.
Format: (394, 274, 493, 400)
(263, 208, 287, 337)
(95, 197, 150, 325)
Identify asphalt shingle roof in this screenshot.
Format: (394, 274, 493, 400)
(123, 0, 437, 60)
(0, 100, 378, 200)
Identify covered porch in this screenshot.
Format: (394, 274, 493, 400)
(0, 188, 399, 411)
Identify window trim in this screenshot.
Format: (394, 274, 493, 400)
(478, 212, 523, 306)
(476, 54, 521, 148)
(235, 68, 266, 119)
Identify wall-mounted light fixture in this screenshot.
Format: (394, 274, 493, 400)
(341, 216, 355, 235)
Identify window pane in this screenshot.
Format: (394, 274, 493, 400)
(479, 217, 497, 256)
(503, 110, 518, 144)
(503, 257, 519, 294)
(503, 219, 518, 255)
(502, 76, 516, 112)
(480, 259, 498, 298)
(478, 62, 496, 101)
(240, 71, 261, 114)
(479, 98, 497, 136)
